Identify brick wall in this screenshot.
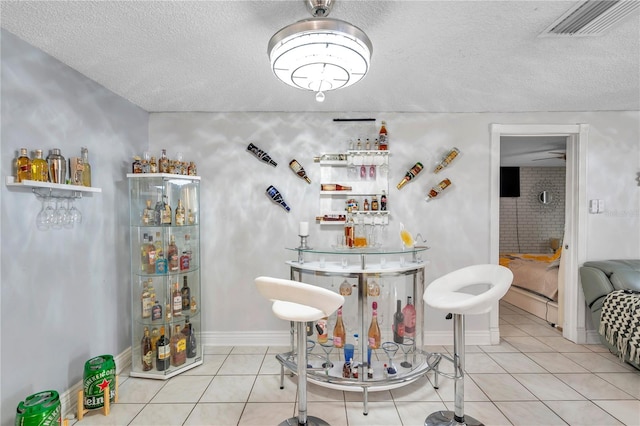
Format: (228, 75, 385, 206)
(499, 167, 566, 253)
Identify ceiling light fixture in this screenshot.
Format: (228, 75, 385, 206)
(267, 0, 373, 102)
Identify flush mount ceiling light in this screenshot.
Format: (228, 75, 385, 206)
(267, 0, 373, 102)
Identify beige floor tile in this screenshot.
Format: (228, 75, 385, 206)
(117, 377, 167, 404)
(238, 402, 295, 426)
(515, 323, 562, 337)
(390, 375, 442, 401)
(150, 375, 212, 403)
(503, 336, 555, 353)
(512, 373, 585, 400)
(345, 401, 402, 425)
(525, 352, 589, 373)
(469, 374, 536, 401)
(498, 324, 531, 337)
(495, 401, 566, 425)
(181, 354, 226, 375)
(501, 315, 538, 325)
(306, 401, 349, 425)
(536, 335, 592, 352)
(230, 345, 268, 355)
(205, 345, 233, 355)
(344, 388, 393, 402)
(248, 374, 298, 402)
(199, 375, 255, 402)
(72, 403, 145, 425)
(396, 401, 449, 425)
(434, 374, 491, 402)
(305, 381, 346, 402)
(556, 373, 637, 400)
(183, 402, 245, 425)
(564, 351, 636, 373)
(487, 353, 547, 373)
(258, 352, 284, 374)
(596, 372, 640, 399)
(584, 343, 610, 353)
(464, 352, 508, 373)
(216, 354, 264, 375)
(446, 401, 513, 426)
(479, 340, 519, 352)
(128, 403, 195, 425)
(593, 400, 640, 426)
(544, 400, 624, 426)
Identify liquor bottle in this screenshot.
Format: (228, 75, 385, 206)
(151, 300, 162, 321)
(81, 147, 92, 186)
(374, 138, 379, 150)
(426, 178, 452, 201)
(188, 209, 196, 225)
(180, 234, 192, 271)
(175, 199, 185, 226)
(132, 156, 143, 174)
(434, 147, 460, 174)
(166, 303, 172, 321)
(161, 196, 172, 225)
(313, 153, 347, 162)
(402, 296, 416, 338)
(188, 161, 197, 176)
(149, 156, 158, 173)
(16, 148, 31, 182)
(333, 306, 346, 348)
(247, 142, 278, 167)
(31, 149, 49, 182)
(146, 235, 157, 274)
(190, 296, 197, 313)
(368, 301, 381, 349)
(182, 316, 193, 356)
(140, 233, 149, 272)
(156, 326, 170, 371)
(393, 300, 405, 344)
(141, 327, 153, 371)
(153, 192, 164, 226)
(142, 200, 154, 225)
(396, 162, 424, 189)
(168, 235, 179, 271)
(371, 195, 379, 211)
(69, 156, 84, 185)
(170, 324, 187, 367)
(141, 281, 152, 319)
(141, 157, 150, 174)
(344, 213, 355, 248)
(316, 316, 328, 343)
(378, 121, 388, 150)
(380, 191, 387, 211)
(265, 185, 291, 212)
(363, 199, 370, 211)
(187, 321, 197, 358)
(181, 276, 191, 312)
(320, 184, 352, 191)
(150, 327, 160, 353)
(155, 252, 168, 274)
(159, 149, 170, 173)
(354, 220, 367, 248)
(356, 138, 362, 150)
(365, 138, 371, 150)
(172, 281, 182, 317)
(154, 232, 164, 260)
(289, 159, 311, 184)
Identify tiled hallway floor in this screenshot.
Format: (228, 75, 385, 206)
(73, 302, 640, 425)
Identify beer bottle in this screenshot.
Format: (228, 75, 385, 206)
(156, 326, 170, 371)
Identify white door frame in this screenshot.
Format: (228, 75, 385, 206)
(490, 124, 589, 343)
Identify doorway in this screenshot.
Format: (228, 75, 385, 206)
(490, 124, 589, 344)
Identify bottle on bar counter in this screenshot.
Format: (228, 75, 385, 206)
(426, 178, 452, 201)
(433, 147, 460, 174)
(396, 162, 424, 189)
(321, 184, 352, 191)
(289, 159, 311, 184)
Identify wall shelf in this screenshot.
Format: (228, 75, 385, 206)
(5, 176, 102, 195)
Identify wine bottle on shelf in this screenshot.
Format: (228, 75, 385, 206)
(156, 326, 170, 371)
(368, 301, 381, 349)
(426, 178, 452, 201)
(396, 162, 424, 189)
(247, 142, 278, 167)
(321, 184, 352, 191)
(434, 147, 460, 173)
(161, 195, 172, 225)
(333, 306, 346, 348)
(344, 213, 355, 248)
(172, 281, 182, 317)
(175, 199, 185, 226)
(141, 327, 153, 371)
(168, 235, 179, 272)
(371, 195, 379, 211)
(289, 159, 311, 184)
(81, 147, 92, 187)
(142, 200, 153, 225)
(393, 300, 405, 344)
(380, 191, 387, 211)
(316, 316, 328, 344)
(266, 185, 291, 212)
(30, 149, 49, 182)
(402, 296, 416, 338)
(378, 121, 388, 150)
(149, 156, 158, 173)
(181, 276, 191, 312)
(170, 324, 186, 367)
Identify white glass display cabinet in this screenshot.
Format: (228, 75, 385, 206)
(128, 174, 202, 379)
(280, 247, 439, 415)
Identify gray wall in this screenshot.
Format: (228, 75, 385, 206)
(1, 30, 148, 425)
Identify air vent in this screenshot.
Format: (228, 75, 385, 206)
(541, 0, 640, 37)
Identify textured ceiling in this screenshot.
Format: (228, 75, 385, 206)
(1, 0, 639, 114)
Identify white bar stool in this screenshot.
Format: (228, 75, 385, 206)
(255, 276, 344, 426)
(423, 264, 513, 426)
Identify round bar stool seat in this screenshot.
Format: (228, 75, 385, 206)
(423, 265, 513, 426)
(256, 276, 344, 426)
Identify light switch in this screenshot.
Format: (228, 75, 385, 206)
(597, 199, 605, 213)
(589, 200, 599, 214)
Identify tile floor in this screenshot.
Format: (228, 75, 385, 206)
(73, 302, 640, 425)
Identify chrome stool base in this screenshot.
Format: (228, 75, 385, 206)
(425, 410, 484, 426)
(280, 415, 331, 426)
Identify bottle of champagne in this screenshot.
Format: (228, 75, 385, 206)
(170, 324, 187, 366)
(396, 162, 424, 189)
(168, 235, 179, 272)
(289, 159, 312, 184)
(320, 184, 352, 191)
(16, 148, 32, 182)
(156, 326, 170, 371)
(434, 147, 460, 173)
(368, 301, 381, 349)
(426, 178, 452, 201)
(247, 142, 278, 167)
(172, 281, 182, 317)
(316, 316, 328, 343)
(181, 276, 191, 312)
(393, 300, 405, 344)
(81, 147, 91, 186)
(141, 327, 153, 371)
(265, 185, 291, 212)
(175, 199, 185, 226)
(378, 121, 388, 150)
(402, 296, 416, 338)
(31, 149, 49, 182)
(333, 306, 346, 348)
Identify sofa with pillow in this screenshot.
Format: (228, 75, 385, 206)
(579, 259, 640, 369)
